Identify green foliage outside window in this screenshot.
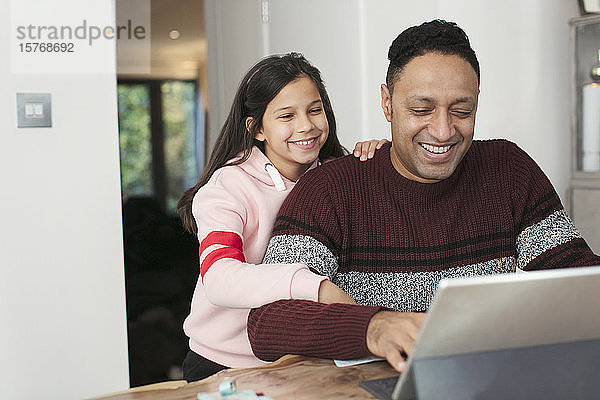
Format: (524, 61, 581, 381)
(117, 84, 153, 198)
(117, 80, 199, 214)
(162, 81, 198, 212)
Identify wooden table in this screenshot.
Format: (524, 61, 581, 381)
(92, 355, 398, 400)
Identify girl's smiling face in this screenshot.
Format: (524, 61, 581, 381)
(254, 75, 329, 181)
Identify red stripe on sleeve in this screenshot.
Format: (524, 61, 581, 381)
(200, 247, 246, 278)
(200, 231, 243, 254)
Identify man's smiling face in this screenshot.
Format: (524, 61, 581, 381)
(381, 51, 479, 183)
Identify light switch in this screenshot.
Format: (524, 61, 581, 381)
(25, 103, 45, 118)
(17, 93, 52, 128)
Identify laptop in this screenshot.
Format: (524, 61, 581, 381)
(360, 265, 600, 400)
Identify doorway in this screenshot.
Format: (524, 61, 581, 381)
(115, 0, 206, 386)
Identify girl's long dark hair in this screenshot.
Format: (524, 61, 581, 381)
(177, 52, 346, 235)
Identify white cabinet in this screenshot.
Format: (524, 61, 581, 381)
(569, 15, 600, 254)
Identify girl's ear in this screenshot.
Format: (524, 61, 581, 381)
(247, 117, 265, 141)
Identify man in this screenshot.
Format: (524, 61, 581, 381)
(246, 20, 600, 373)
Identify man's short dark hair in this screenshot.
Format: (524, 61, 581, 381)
(386, 19, 480, 92)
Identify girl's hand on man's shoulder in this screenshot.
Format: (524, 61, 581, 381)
(353, 139, 389, 161)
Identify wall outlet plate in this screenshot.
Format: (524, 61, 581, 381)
(17, 93, 52, 128)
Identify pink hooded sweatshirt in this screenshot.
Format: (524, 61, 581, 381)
(183, 146, 327, 367)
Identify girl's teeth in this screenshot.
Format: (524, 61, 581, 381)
(295, 138, 316, 145)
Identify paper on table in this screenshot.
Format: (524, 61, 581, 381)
(334, 356, 385, 367)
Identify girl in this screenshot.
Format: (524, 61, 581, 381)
(177, 53, 386, 381)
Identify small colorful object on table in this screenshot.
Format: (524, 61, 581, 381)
(197, 379, 273, 400)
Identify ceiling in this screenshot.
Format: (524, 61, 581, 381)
(117, 0, 206, 80)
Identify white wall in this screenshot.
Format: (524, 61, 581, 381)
(204, 0, 264, 153)
(267, 0, 363, 151)
(0, 0, 129, 399)
(206, 0, 579, 203)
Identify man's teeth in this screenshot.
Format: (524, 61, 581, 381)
(293, 138, 316, 146)
(421, 143, 452, 154)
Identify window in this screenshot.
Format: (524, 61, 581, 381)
(117, 79, 203, 385)
(117, 79, 202, 213)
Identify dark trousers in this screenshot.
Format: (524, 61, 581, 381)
(182, 350, 228, 382)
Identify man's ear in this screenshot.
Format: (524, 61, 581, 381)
(381, 84, 393, 123)
(246, 117, 264, 141)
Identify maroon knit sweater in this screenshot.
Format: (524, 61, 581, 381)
(247, 140, 600, 361)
